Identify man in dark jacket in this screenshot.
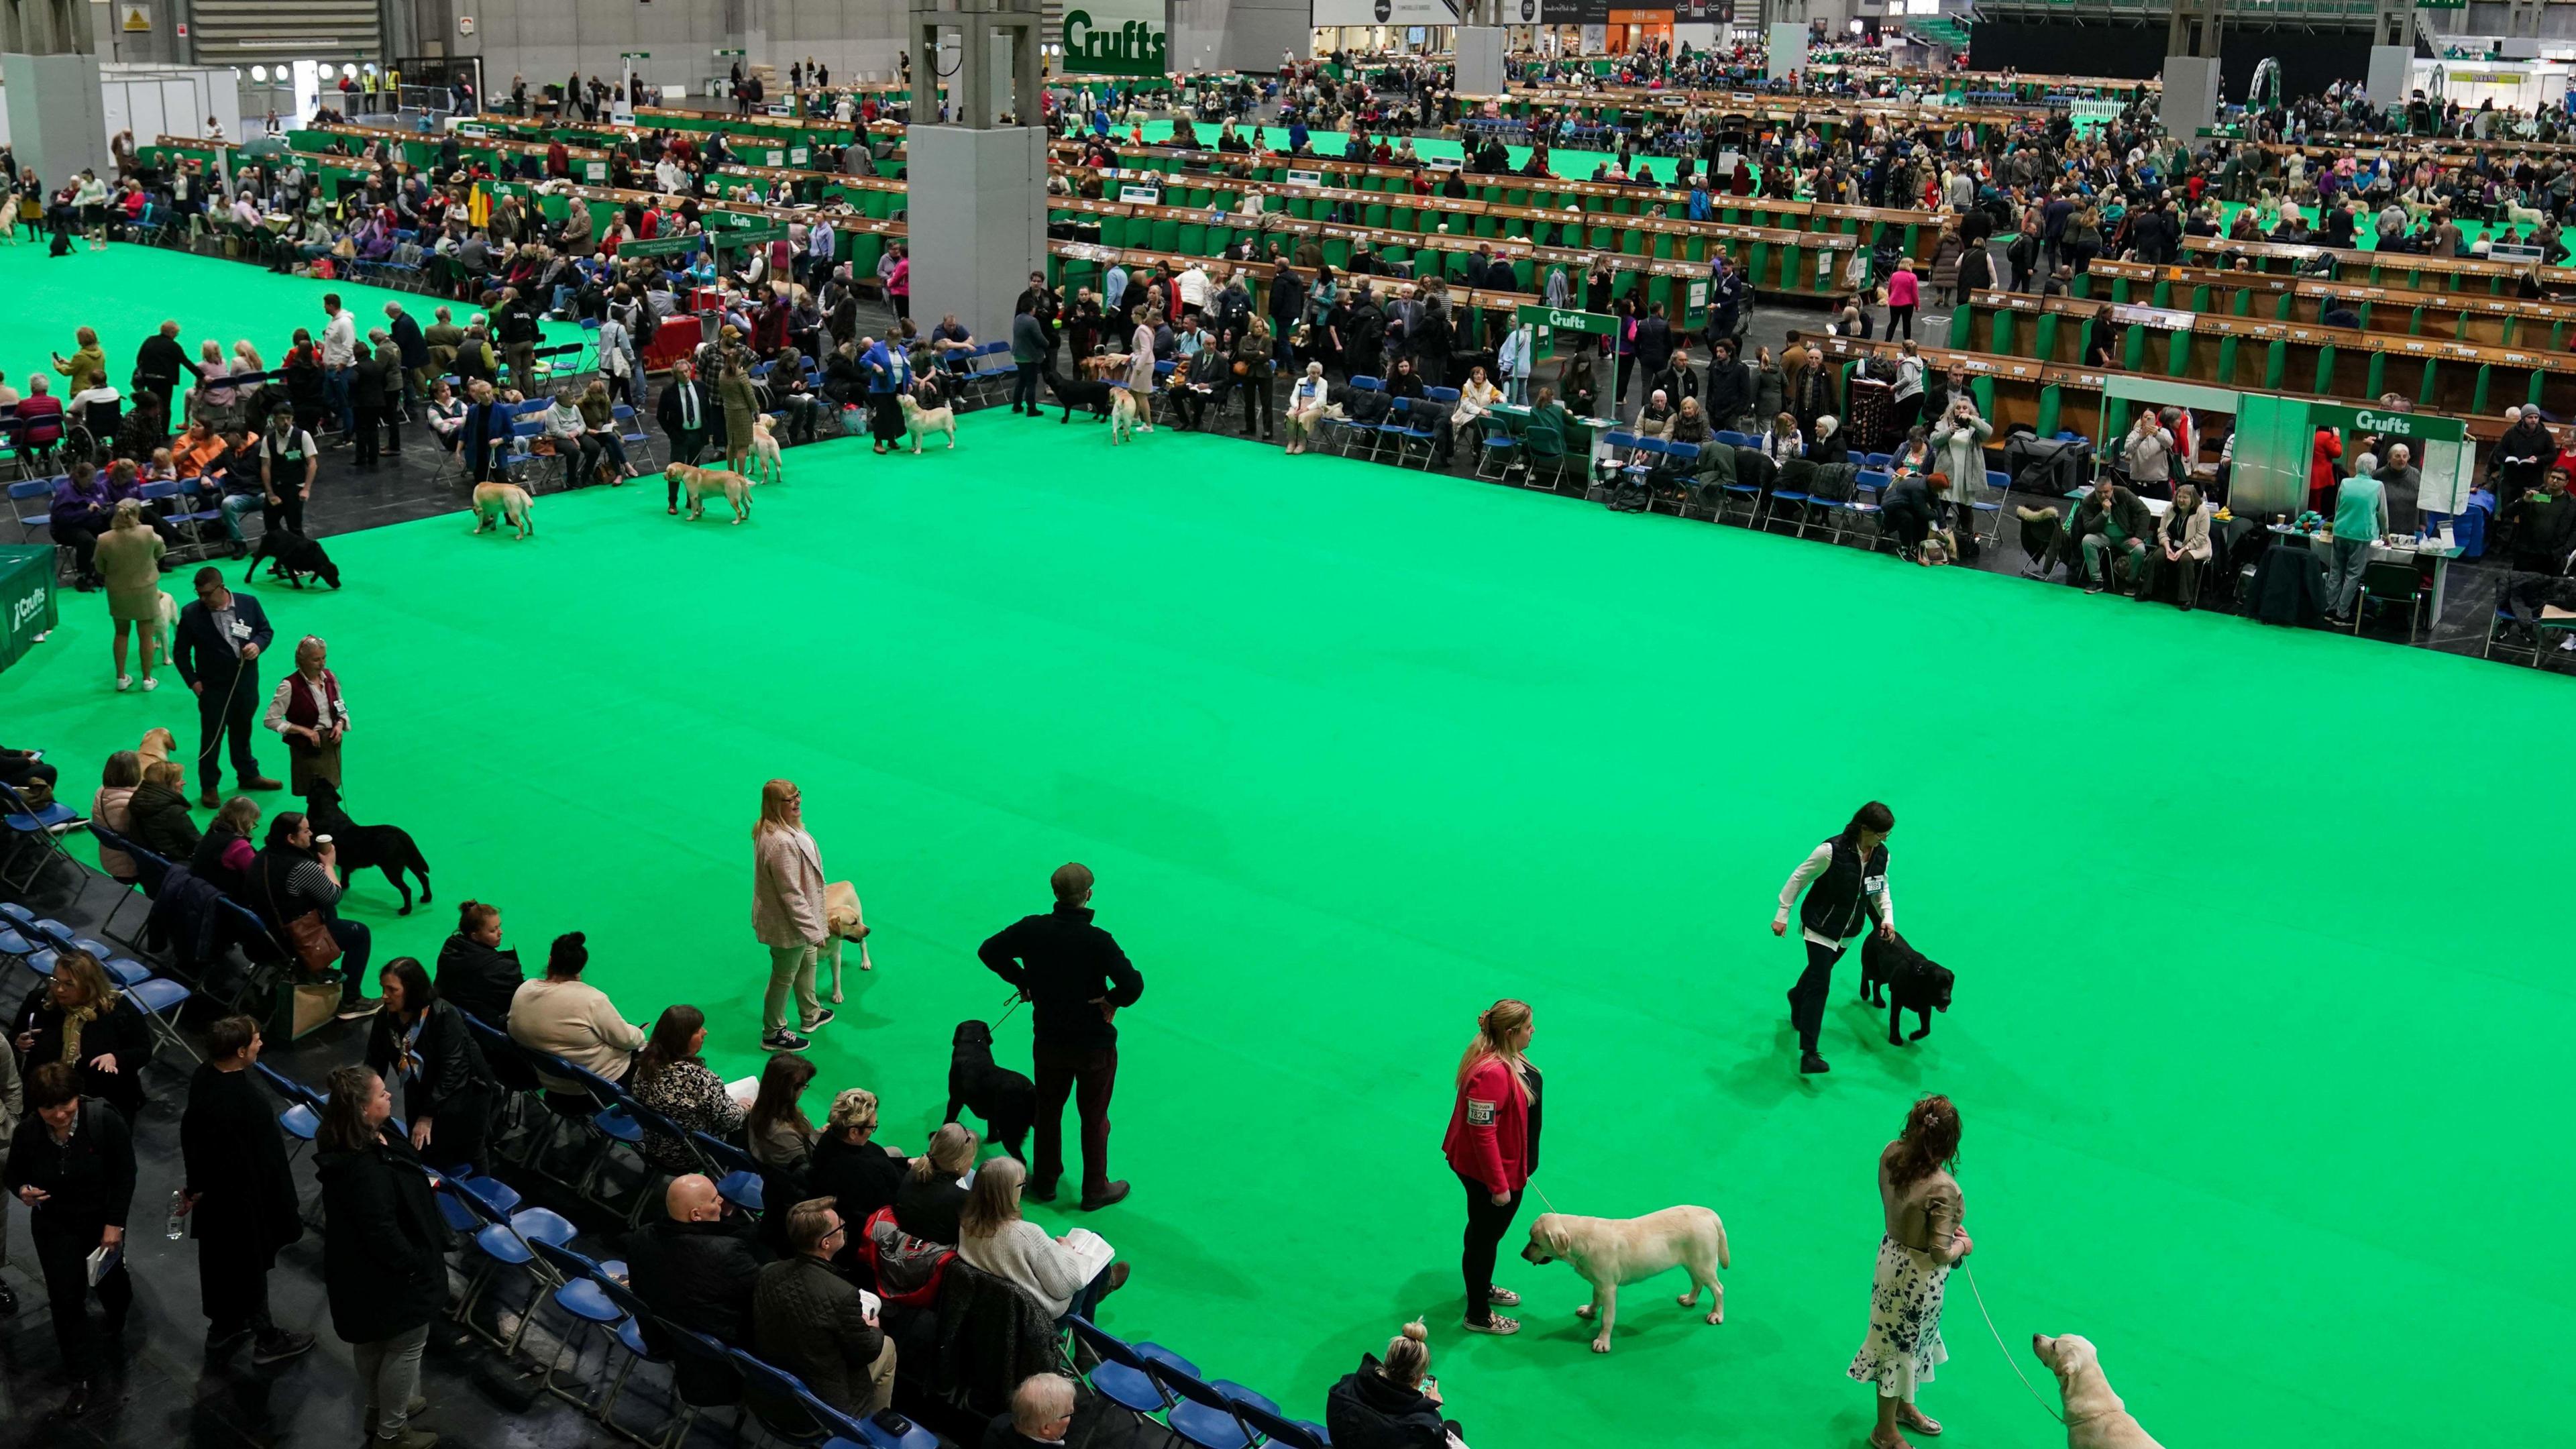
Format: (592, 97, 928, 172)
(657, 358, 722, 483)
(384, 301, 433, 405)
(4, 1065, 137, 1415)
(180, 1015, 315, 1364)
(171, 566, 280, 807)
(978, 863, 1145, 1211)
(132, 319, 201, 406)
(629, 1173, 767, 1393)
(752, 1198, 894, 1421)
(1705, 338, 1753, 429)
(2063, 476, 2155, 593)
(981, 1373, 1078, 1449)
(1632, 301, 1675, 387)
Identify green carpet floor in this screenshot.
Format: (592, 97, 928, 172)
(7, 384, 2564, 1446)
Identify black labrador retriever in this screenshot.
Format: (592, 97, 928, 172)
(300, 779, 433, 915)
(1858, 928, 1955, 1046)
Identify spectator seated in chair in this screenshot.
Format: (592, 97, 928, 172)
(981, 1373, 1079, 1449)
(626, 1173, 769, 1363)
(1327, 1318, 1463, 1449)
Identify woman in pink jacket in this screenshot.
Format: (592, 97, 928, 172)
(751, 779, 834, 1054)
(1440, 999, 1540, 1336)
(1884, 258, 1921, 343)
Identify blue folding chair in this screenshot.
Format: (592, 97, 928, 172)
(1971, 468, 2009, 545)
(529, 1238, 654, 1417)
(1473, 415, 1521, 480)
(0, 780, 80, 893)
(1328, 376, 1384, 457)
(691, 1130, 766, 1214)
(1385, 396, 1440, 468)
(1152, 1362, 1281, 1449)
(1064, 1315, 1195, 1448)
(1233, 1397, 1334, 1449)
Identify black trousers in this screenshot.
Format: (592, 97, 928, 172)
(1031, 1044, 1116, 1198)
(352, 404, 386, 466)
(1012, 362, 1041, 411)
(58, 525, 101, 579)
(1787, 937, 1845, 1054)
(35, 1222, 131, 1379)
(261, 489, 307, 539)
(198, 1228, 278, 1335)
(665, 427, 712, 480)
(1888, 305, 1915, 341)
(1456, 1170, 1525, 1324)
(1236, 376, 1273, 435)
(196, 667, 263, 791)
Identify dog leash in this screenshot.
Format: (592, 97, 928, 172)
(1960, 1263, 2065, 1425)
(991, 989, 1025, 1031)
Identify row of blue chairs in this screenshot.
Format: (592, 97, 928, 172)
(1065, 1316, 1332, 1449)
(246, 1061, 928, 1449)
(1324, 375, 1456, 469)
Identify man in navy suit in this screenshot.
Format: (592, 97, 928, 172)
(172, 566, 281, 807)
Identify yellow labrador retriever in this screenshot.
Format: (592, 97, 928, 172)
(822, 879, 874, 1002)
(471, 482, 535, 539)
(664, 462, 753, 524)
(1520, 1206, 1729, 1353)
(2031, 1334, 2165, 1449)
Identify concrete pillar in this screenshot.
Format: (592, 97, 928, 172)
(3, 50, 110, 183)
(2158, 54, 2220, 136)
(1765, 21, 1805, 83)
(2366, 45, 2411, 108)
(1456, 26, 1506, 95)
(904, 125, 1046, 352)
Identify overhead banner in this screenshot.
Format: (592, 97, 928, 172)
(1312, 0, 1464, 23)
(1539, 0, 1615, 21)
(1062, 0, 1170, 77)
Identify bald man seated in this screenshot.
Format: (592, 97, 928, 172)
(982, 1373, 1079, 1449)
(623, 1173, 769, 1377)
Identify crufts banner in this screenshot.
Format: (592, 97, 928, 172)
(1062, 0, 1170, 77)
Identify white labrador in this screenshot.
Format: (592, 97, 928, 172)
(1518, 1206, 1728, 1353)
(2031, 1334, 2165, 1449)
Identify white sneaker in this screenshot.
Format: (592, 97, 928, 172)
(141, 677, 159, 691)
(116, 674, 132, 692)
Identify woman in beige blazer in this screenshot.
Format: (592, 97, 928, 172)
(751, 779, 834, 1054)
(2137, 482, 2214, 608)
(1849, 1093, 1972, 1449)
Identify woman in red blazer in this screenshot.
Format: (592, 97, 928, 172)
(1442, 999, 1540, 1335)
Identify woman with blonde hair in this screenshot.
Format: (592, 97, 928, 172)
(1851, 1093, 1971, 1449)
(7, 949, 152, 1120)
(955, 1155, 1130, 1320)
(751, 780, 833, 1054)
(94, 499, 165, 692)
(892, 1120, 977, 1244)
(1326, 1319, 1458, 1449)
(1440, 998, 1540, 1336)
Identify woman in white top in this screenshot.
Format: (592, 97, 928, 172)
(1284, 361, 1330, 454)
(751, 779, 833, 1054)
(1762, 411, 1805, 467)
(1890, 340, 1925, 438)
(956, 1155, 1130, 1320)
(1438, 364, 1502, 466)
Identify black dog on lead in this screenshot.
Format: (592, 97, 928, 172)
(1858, 929, 1955, 1046)
(299, 779, 432, 915)
(945, 1020, 1034, 1160)
(243, 528, 342, 590)
(1044, 370, 1116, 423)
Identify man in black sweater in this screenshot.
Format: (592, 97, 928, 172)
(132, 319, 202, 408)
(5, 1065, 137, 1415)
(179, 1015, 315, 1364)
(977, 863, 1145, 1211)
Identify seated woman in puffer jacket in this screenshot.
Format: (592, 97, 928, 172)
(1326, 1320, 1460, 1449)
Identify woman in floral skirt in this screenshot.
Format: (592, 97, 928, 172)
(1849, 1093, 1972, 1449)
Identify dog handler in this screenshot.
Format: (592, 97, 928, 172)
(1850, 1093, 1970, 1449)
(1442, 1000, 1540, 1336)
(1772, 801, 1896, 1075)
(752, 780, 837, 1055)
